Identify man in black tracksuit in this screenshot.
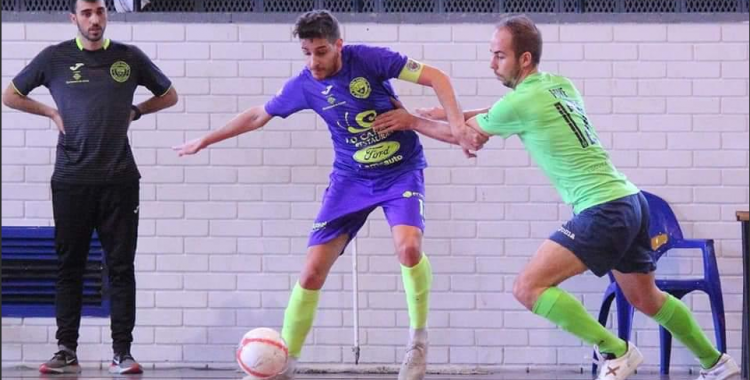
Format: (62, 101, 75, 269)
(2, 0, 178, 374)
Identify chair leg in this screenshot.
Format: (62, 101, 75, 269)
(660, 326, 673, 375)
(593, 284, 618, 375)
(614, 285, 634, 342)
(708, 288, 727, 354)
(704, 240, 727, 353)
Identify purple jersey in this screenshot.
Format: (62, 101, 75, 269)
(264, 45, 427, 179)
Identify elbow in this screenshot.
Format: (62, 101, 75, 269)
(167, 88, 179, 107)
(420, 66, 450, 88)
(2, 88, 14, 108)
(432, 69, 451, 88)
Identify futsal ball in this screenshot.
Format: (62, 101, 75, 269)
(236, 328, 288, 379)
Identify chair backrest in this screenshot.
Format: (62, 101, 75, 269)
(642, 191, 684, 260)
(1, 226, 108, 318)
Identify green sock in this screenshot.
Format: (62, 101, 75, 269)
(533, 287, 628, 357)
(652, 293, 721, 369)
(281, 282, 320, 358)
(401, 253, 433, 329)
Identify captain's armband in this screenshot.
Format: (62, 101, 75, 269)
(397, 58, 424, 83)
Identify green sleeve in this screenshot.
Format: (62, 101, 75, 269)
(475, 97, 525, 138)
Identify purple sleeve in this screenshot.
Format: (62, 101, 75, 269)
(264, 74, 310, 118)
(353, 45, 409, 81)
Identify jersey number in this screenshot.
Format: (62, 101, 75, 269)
(554, 101, 598, 148)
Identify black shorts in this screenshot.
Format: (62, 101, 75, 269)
(549, 192, 657, 277)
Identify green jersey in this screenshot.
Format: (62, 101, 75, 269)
(476, 72, 638, 214)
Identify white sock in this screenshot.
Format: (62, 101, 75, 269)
(410, 328, 428, 345)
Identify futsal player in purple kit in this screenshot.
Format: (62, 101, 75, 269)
(174, 10, 483, 380)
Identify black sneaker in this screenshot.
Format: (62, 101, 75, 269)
(109, 352, 143, 375)
(39, 345, 81, 374)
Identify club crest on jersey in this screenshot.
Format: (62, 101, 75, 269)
(405, 59, 421, 72)
(349, 77, 371, 99)
(110, 61, 131, 83)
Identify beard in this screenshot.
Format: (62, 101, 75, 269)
(312, 50, 341, 79)
(500, 64, 522, 89)
(77, 21, 105, 42)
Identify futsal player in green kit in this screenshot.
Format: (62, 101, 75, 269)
(372, 14, 740, 380)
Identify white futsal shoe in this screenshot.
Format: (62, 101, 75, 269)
(595, 342, 644, 380)
(398, 329, 428, 380)
(695, 354, 740, 380)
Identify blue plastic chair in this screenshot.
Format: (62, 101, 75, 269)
(593, 191, 726, 375)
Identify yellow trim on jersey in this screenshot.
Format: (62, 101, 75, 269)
(158, 85, 173, 97)
(397, 58, 424, 83)
(76, 36, 111, 50)
(10, 81, 26, 97)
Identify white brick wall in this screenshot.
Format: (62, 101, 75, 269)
(2, 20, 749, 373)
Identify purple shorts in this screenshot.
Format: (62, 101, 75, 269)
(308, 169, 426, 250)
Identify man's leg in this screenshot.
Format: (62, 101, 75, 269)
(393, 225, 431, 332)
(96, 181, 142, 374)
(611, 192, 736, 376)
(514, 239, 629, 357)
(278, 171, 375, 379)
(278, 233, 350, 379)
(42, 181, 96, 374)
(612, 271, 727, 370)
(382, 172, 431, 334)
(391, 225, 431, 380)
(381, 171, 431, 380)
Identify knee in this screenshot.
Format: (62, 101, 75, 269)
(512, 274, 537, 311)
(396, 241, 422, 267)
(626, 289, 664, 317)
(299, 267, 327, 290)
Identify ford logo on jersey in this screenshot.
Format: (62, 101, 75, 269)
(353, 141, 401, 164)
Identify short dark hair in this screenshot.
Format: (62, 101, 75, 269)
(69, 0, 100, 13)
(497, 14, 542, 66)
(293, 10, 341, 43)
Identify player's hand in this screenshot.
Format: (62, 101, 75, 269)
(372, 108, 417, 136)
(415, 106, 446, 121)
(459, 121, 491, 157)
(456, 128, 486, 158)
(172, 137, 205, 156)
(466, 127, 489, 151)
(461, 146, 476, 158)
(50, 110, 65, 134)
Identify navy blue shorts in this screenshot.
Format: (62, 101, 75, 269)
(549, 192, 657, 277)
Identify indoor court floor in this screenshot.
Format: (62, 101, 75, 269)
(1, 368, 710, 380)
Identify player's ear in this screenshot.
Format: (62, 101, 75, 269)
(69, 12, 76, 24)
(334, 38, 343, 51)
(520, 51, 533, 69)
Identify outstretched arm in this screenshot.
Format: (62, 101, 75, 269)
(372, 104, 490, 153)
(407, 64, 482, 156)
(416, 106, 491, 123)
(173, 105, 273, 156)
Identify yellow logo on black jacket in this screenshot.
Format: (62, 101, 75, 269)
(110, 61, 131, 83)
